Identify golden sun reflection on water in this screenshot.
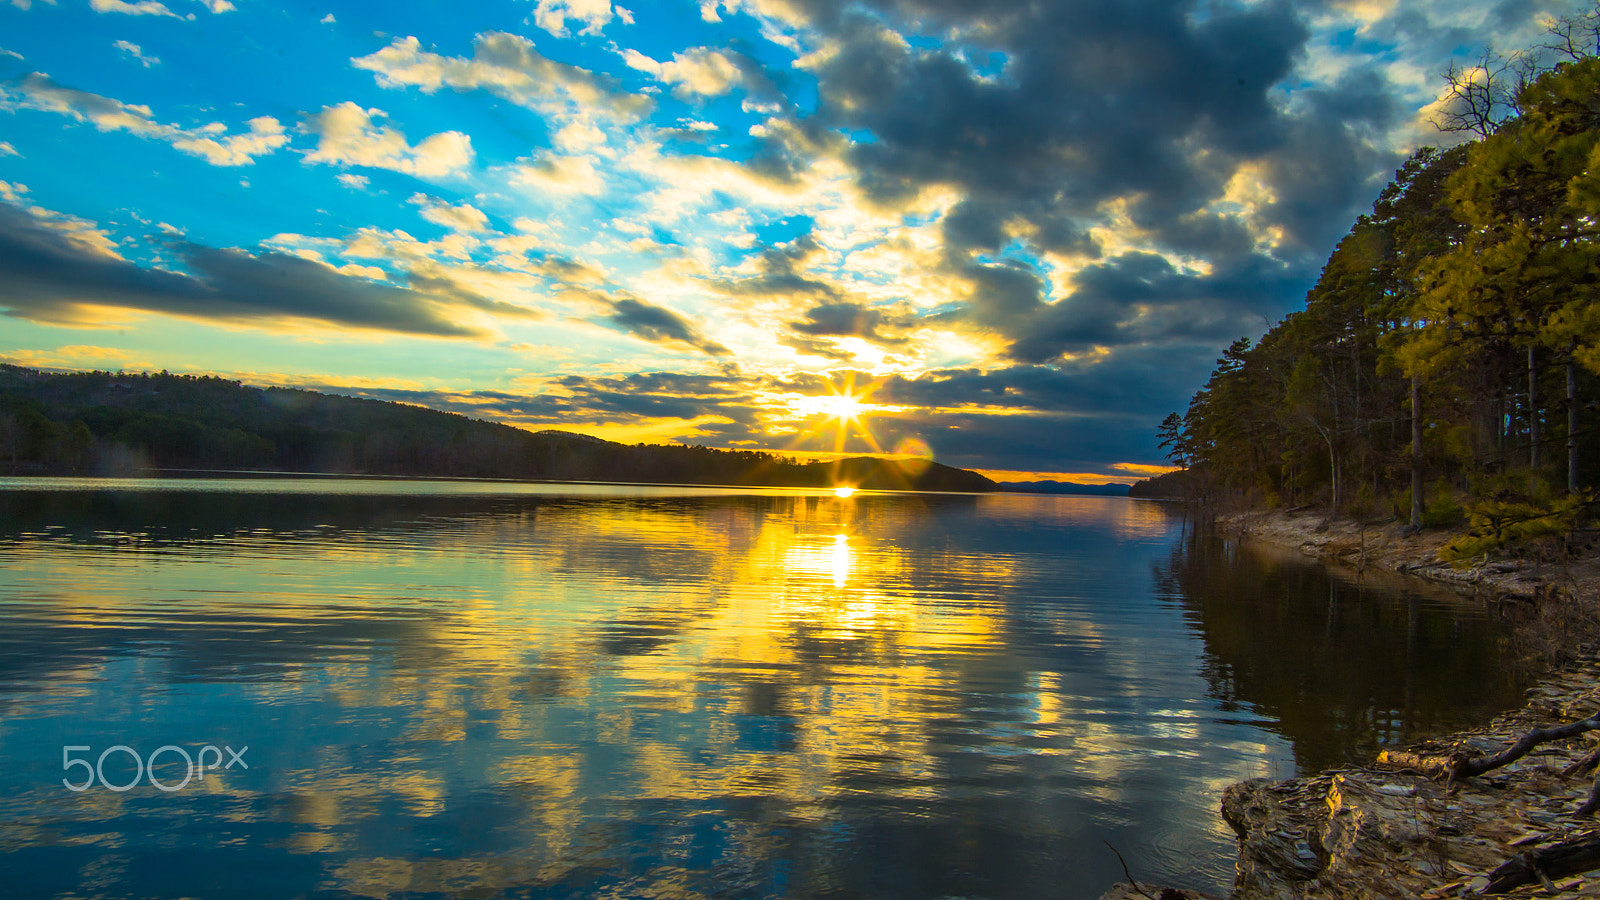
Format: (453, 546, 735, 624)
(0, 487, 1510, 900)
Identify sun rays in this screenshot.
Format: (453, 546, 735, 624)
(777, 371, 901, 461)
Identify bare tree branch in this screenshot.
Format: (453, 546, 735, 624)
(1433, 50, 1533, 137)
(1545, 1, 1600, 63)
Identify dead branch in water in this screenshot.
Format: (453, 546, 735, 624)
(1103, 841, 1159, 900)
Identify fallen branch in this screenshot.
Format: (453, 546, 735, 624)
(1451, 712, 1600, 781)
(1485, 833, 1600, 893)
(1375, 748, 1458, 779)
(1563, 746, 1600, 779)
(1577, 771, 1600, 819)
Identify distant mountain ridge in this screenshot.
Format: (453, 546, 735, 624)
(999, 481, 1132, 496)
(0, 366, 996, 492)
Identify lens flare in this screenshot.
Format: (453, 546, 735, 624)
(892, 436, 934, 477)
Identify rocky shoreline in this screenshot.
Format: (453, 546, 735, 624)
(1215, 509, 1600, 605)
(1099, 509, 1600, 900)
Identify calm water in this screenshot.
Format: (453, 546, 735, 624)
(0, 479, 1522, 899)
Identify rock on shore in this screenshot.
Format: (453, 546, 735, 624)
(1219, 652, 1600, 898)
(1099, 508, 1600, 900)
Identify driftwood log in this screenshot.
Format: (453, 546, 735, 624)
(1485, 833, 1600, 893)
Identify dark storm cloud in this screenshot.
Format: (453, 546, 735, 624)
(734, 0, 1514, 374)
(789, 301, 910, 344)
(606, 297, 732, 356)
(998, 251, 1305, 362)
(810, 0, 1309, 221)
(553, 282, 730, 357)
(0, 198, 515, 337)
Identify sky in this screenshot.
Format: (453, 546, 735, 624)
(0, 0, 1585, 483)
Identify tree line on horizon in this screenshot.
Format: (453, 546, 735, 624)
(0, 365, 996, 493)
(1137, 16, 1600, 556)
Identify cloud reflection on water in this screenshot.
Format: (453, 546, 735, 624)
(0, 483, 1516, 899)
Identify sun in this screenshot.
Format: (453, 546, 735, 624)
(815, 393, 870, 421)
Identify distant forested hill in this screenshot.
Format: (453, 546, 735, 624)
(0, 366, 995, 492)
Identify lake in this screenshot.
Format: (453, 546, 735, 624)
(0, 478, 1523, 899)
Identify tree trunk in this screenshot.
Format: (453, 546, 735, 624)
(1316, 423, 1338, 514)
(1530, 344, 1541, 470)
(1571, 347, 1581, 495)
(1411, 375, 1424, 528)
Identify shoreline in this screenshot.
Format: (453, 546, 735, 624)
(1214, 508, 1600, 604)
(1101, 509, 1600, 900)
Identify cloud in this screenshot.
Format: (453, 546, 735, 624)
(789, 301, 911, 345)
(409, 193, 490, 233)
(604, 297, 730, 356)
(90, 0, 179, 16)
(112, 40, 160, 67)
(303, 102, 472, 177)
(511, 153, 605, 195)
(531, 0, 621, 36)
(623, 46, 753, 99)
(0, 194, 526, 337)
(2, 72, 288, 166)
(336, 173, 369, 190)
(0, 142, 17, 156)
(172, 117, 289, 166)
(352, 33, 650, 121)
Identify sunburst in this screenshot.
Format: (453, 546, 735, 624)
(771, 372, 914, 490)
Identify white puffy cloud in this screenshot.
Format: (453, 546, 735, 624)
(353, 33, 649, 121)
(303, 102, 473, 177)
(336, 173, 369, 190)
(554, 119, 606, 151)
(1, 73, 287, 165)
(172, 116, 289, 166)
(511, 153, 605, 196)
(409, 192, 491, 233)
(530, 0, 619, 36)
(90, 0, 179, 17)
(622, 46, 744, 98)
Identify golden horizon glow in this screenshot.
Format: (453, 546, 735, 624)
(833, 486, 855, 498)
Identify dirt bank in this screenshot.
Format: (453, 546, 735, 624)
(1216, 508, 1600, 604)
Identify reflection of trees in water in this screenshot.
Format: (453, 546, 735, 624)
(1155, 522, 1524, 772)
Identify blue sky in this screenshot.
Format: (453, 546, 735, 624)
(0, 0, 1583, 481)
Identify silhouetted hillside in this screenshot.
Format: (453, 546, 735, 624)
(1128, 470, 1195, 499)
(0, 366, 996, 492)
